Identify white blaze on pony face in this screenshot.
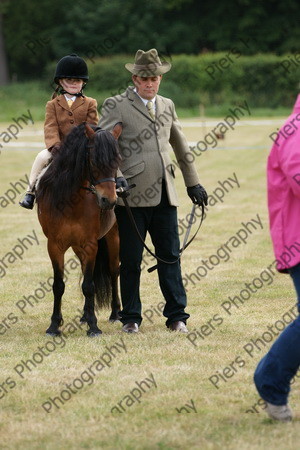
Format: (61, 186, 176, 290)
(132, 75, 162, 100)
(59, 78, 84, 95)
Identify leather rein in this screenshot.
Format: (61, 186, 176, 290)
(81, 171, 204, 273)
(117, 185, 205, 273)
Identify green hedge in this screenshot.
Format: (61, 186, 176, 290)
(44, 53, 300, 110)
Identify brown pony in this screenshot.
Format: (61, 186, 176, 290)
(36, 123, 122, 336)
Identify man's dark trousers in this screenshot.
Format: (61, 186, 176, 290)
(115, 182, 189, 327)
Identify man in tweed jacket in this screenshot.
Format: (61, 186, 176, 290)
(99, 49, 207, 333)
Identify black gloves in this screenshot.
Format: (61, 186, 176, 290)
(116, 176, 130, 198)
(187, 184, 208, 207)
(116, 176, 128, 190)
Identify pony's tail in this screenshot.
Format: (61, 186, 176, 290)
(93, 238, 112, 309)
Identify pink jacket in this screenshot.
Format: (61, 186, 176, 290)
(267, 94, 300, 272)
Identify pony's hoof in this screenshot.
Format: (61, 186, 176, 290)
(108, 313, 122, 322)
(80, 315, 87, 323)
(87, 329, 102, 337)
(46, 329, 61, 336)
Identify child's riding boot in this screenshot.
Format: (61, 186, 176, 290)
(19, 192, 35, 209)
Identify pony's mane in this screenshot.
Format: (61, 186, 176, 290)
(36, 123, 120, 212)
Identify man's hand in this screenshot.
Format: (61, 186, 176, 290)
(116, 176, 128, 190)
(187, 184, 208, 207)
(116, 176, 130, 198)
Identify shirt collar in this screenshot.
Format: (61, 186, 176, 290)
(133, 88, 156, 107)
(64, 94, 76, 102)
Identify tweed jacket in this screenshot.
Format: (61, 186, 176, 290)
(44, 94, 98, 150)
(99, 86, 200, 207)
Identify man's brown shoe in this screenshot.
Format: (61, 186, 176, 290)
(168, 321, 188, 333)
(122, 323, 139, 333)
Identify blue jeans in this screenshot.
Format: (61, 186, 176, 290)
(254, 263, 300, 405)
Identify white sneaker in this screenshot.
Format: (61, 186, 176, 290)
(266, 402, 293, 422)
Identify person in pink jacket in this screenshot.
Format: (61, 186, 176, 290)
(254, 94, 300, 422)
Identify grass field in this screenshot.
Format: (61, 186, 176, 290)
(1, 114, 300, 450)
(0, 82, 292, 122)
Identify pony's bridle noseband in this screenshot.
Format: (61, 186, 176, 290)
(82, 177, 116, 194)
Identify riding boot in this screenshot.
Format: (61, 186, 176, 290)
(19, 192, 35, 209)
(19, 148, 52, 210)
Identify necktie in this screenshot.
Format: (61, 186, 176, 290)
(146, 100, 155, 120)
(67, 99, 73, 108)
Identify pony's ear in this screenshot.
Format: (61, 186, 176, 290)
(85, 123, 96, 139)
(111, 122, 122, 140)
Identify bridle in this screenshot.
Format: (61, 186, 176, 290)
(81, 177, 116, 194)
(81, 137, 204, 271)
(117, 185, 205, 273)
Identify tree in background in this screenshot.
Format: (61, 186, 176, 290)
(0, 1, 9, 85)
(2, 0, 300, 81)
(2, 0, 72, 80)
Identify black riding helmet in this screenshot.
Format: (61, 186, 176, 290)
(54, 53, 89, 84)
